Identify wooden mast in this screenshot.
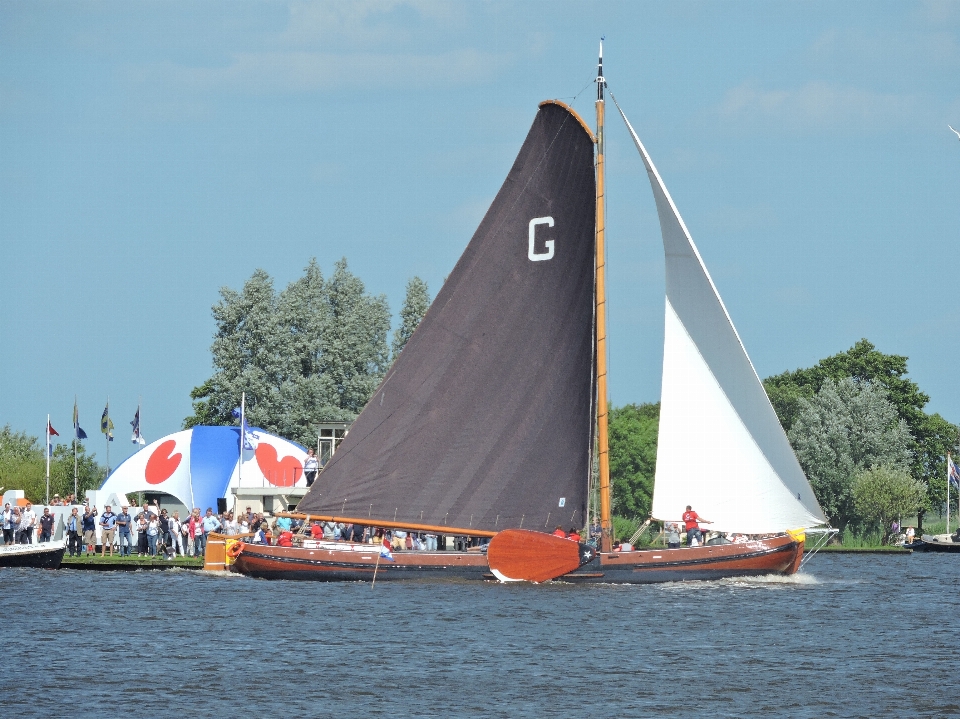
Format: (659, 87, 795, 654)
(595, 41, 613, 552)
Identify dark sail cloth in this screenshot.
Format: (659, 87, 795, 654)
(298, 102, 597, 534)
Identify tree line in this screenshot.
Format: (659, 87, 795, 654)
(609, 339, 959, 538)
(0, 425, 104, 502)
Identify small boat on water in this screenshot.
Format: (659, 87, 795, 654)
(0, 540, 66, 569)
(231, 44, 831, 584)
(905, 534, 960, 553)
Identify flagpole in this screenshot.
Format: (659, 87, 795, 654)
(948, 452, 951, 536)
(106, 397, 110, 476)
(239, 392, 245, 488)
(73, 396, 78, 501)
(46, 414, 51, 505)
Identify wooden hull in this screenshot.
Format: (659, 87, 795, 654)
(231, 535, 803, 584)
(562, 534, 803, 584)
(0, 540, 66, 569)
(231, 543, 490, 582)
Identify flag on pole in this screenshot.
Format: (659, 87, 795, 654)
(130, 407, 145, 445)
(239, 393, 258, 451)
(101, 403, 115, 441)
(47, 420, 58, 457)
(73, 401, 88, 440)
(241, 415, 259, 451)
(379, 537, 395, 562)
(950, 456, 960, 490)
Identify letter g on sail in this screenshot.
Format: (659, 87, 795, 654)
(528, 217, 555, 261)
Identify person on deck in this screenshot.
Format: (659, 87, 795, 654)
(38, 507, 55, 542)
(2, 502, 14, 545)
(310, 520, 324, 540)
(682, 505, 711, 547)
(19, 503, 36, 544)
(568, 527, 581, 542)
(666, 523, 681, 549)
(552, 526, 567, 538)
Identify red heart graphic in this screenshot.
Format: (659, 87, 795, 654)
(255, 443, 303, 487)
(145, 440, 182, 485)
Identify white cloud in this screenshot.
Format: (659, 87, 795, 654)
(128, 46, 509, 95)
(715, 81, 924, 132)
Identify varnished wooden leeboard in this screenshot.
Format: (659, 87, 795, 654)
(487, 528, 584, 582)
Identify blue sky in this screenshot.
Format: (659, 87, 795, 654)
(2, 1, 958, 467)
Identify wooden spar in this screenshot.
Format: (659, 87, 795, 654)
(595, 41, 613, 552)
(273, 512, 497, 538)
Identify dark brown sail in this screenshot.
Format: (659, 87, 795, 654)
(297, 101, 596, 533)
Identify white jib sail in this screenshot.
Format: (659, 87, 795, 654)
(611, 96, 827, 534)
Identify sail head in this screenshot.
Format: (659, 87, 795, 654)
(296, 102, 597, 533)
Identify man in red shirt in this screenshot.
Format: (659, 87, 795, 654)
(682, 505, 712, 547)
(552, 525, 567, 539)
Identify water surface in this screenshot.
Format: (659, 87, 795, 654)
(4, 553, 957, 717)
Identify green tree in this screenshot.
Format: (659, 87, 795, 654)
(184, 259, 391, 447)
(609, 403, 659, 520)
(392, 277, 430, 358)
(765, 339, 958, 526)
(764, 339, 928, 431)
(852, 465, 927, 539)
(788, 378, 913, 533)
(0, 425, 104, 503)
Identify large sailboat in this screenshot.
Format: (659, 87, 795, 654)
(230, 45, 829, 583)
(230, 99, 599, 581)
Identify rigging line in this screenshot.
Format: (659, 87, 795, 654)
(313, 108, 586, 475)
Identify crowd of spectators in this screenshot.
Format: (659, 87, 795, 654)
(4, 501, 498, 557)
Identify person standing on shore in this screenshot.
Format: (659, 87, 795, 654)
(167, 511, 183, 556)
(187, 508, 203, 556)
(116, 506, 133, 557)
(81, 505, 97, 553)
(65, 507, 82, 556)
(304, 447, 319, 487)
(2, 503, 14, 545)
(99, 505, 117, 556)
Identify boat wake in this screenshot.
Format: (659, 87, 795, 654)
(721, 572, 820, 587)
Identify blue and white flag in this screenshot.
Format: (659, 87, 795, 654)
(130, 407, 145, 445)
(241, 416, 259, 451)
(950, 456, 960, 490)
(73, 400, 88, 440)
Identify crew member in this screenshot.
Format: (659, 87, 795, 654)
(552, 525, 567, 538)
(682, 505, 711, 547)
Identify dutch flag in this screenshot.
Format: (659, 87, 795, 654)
(380, 537, 395, 562)
(949, 456, 960, 490)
